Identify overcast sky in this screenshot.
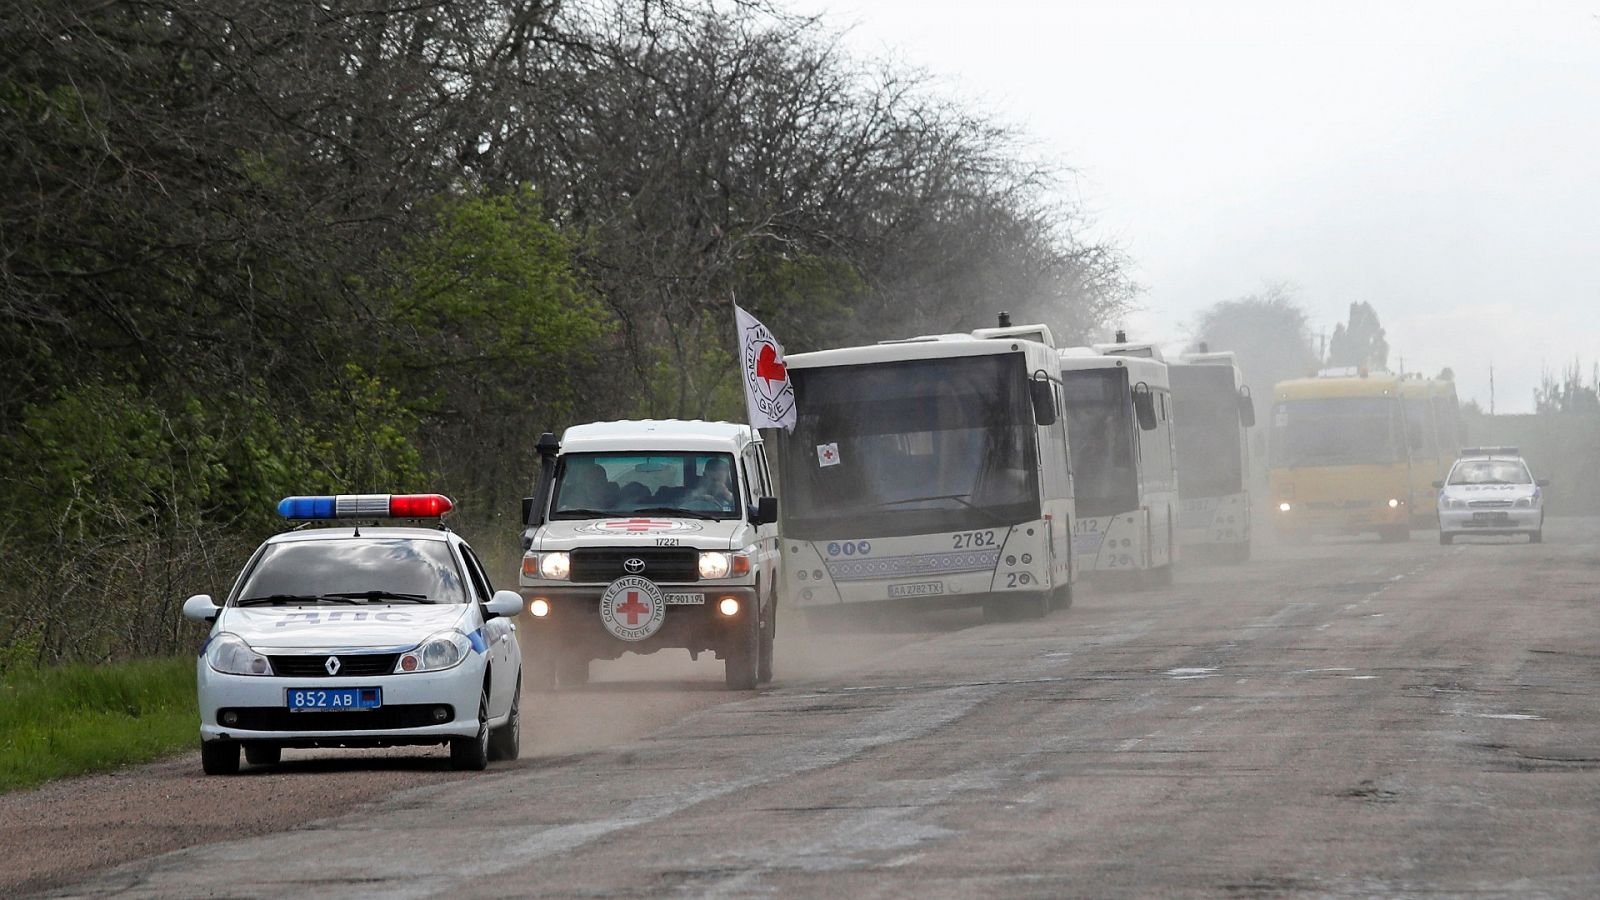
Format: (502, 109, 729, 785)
(802, 0, 1600, 413)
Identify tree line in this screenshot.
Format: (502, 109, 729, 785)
(0, 0, 1132, 667)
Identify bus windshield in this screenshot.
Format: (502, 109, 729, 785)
(780, 353, 1041, 539)
(1061, 367, 1138, 518)
(1171, 365, 1244, 498)
(1270, 397, 1403, 467)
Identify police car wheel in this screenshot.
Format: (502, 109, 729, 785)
(1529, 530, 1543, 544)
(488, 678, 521, 762)
(244, 743, 281, 766)
(724, 607, 760, 690)
(200, 739, 240, 776)
(450, 690, 491, 771)
(1439, 532, 1454, 545)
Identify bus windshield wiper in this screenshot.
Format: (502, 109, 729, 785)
(321, 591, 434, 604)
(631, 506, 722, 520)
(550, 508, 617, 519)
(236, 594, 360, 606)
(873, 493, 1009, 526)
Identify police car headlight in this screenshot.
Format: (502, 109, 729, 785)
(396, 631, 472, 673)
(539, 552, 570, 580)
(207, 634, 272, 676)
(1515, 497, 1532, 508)
(699, 551, 731, 579)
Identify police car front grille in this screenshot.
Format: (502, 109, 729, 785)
(220, 705, 452, 731)
(1468, 500, 1514, 509)
(569, 548, 699, 583)
(268, 654, 399, 678)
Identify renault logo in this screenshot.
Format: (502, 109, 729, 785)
(325, 656, 341, 676)
(623, 557, 646, 574)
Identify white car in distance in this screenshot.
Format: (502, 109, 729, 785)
(183, 493, 524, 774)
(1436, 449, 1548, 545)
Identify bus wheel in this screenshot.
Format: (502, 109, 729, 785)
(1379, 526, 1410, 543)
(1228, 542, 1252, 564)
(984, 592, 1048, 622)
(1050, 583, 1074, 612)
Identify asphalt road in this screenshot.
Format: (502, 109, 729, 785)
(22, 518, 1600, 898)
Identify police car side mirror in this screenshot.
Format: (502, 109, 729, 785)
(485, 590, 524, 619)
(1536, 478, 1551, 488)
(752, 496, 778, 526)
(1431, 480, 1444, 489)
(182, 594, 219, 622)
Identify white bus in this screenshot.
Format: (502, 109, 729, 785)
(1170, 351, 1256, 562)
(778, 321, 1076, 622)
(1058, 338, 1178, 584)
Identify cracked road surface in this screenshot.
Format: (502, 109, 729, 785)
(19, 519, 1600, 897)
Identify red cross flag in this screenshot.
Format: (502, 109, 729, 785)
(734, 303, 797, 431)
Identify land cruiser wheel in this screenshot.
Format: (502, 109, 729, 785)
(557, 653, 590, 686)
(201, 740, 240, 776)
(757, 593, 775, 685)
(724, 604, 760, 690)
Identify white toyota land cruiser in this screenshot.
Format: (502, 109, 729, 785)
(518, 420, 781, 689)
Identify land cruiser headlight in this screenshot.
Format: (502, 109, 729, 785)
(206, 634, 272, 676)
(699, 551, 731, 579)
(396, 631, 472, 673)
(539, 552, 571, 580)
(698, 551, 751, 579)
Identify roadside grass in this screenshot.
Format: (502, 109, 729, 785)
(0, 657, 197, 793)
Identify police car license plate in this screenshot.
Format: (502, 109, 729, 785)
(664, 592, 704, 605)
(286, 688, 381, 711)
(888, 581, 944, 598)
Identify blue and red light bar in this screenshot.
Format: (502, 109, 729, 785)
(277, 494, 454, 520)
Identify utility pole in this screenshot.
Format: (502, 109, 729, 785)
(1489, 361, 1495, 416)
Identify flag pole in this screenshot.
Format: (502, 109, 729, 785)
(729, 290, 757, 442)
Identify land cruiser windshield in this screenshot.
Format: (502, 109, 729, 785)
(550, 452, 741, 519)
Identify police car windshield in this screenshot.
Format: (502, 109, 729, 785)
(235, 538, 467, 605)
(549, 452, 740, 520)
(1448, 460, 1532, 485)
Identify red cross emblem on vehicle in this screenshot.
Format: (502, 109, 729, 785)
(603, 519, 673, 532)
(615, 591, 651, 625)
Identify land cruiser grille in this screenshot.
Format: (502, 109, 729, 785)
(569, 547, 699, 583)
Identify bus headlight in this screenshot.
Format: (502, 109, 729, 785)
(1387, 498, 1401, 509)
(1278, 502, 1292, 513)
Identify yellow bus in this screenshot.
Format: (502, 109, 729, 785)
(1267, 370, 1414, 542)
(1399, 376, 1462, 525)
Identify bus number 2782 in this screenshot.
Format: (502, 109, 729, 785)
(952, 530, 997, 550)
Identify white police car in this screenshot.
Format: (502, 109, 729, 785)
(1436, 449, 1549, 545)
(183, 494, 524, 774)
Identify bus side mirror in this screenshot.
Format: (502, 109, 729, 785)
(1237, 386, 1256, 428)
(1029, 376, 1058, 427)
(752, 496, 779, 526)
(1132, 385, 1157, 431)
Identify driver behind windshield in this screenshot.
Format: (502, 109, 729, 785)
(684, 457, 736, 509)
